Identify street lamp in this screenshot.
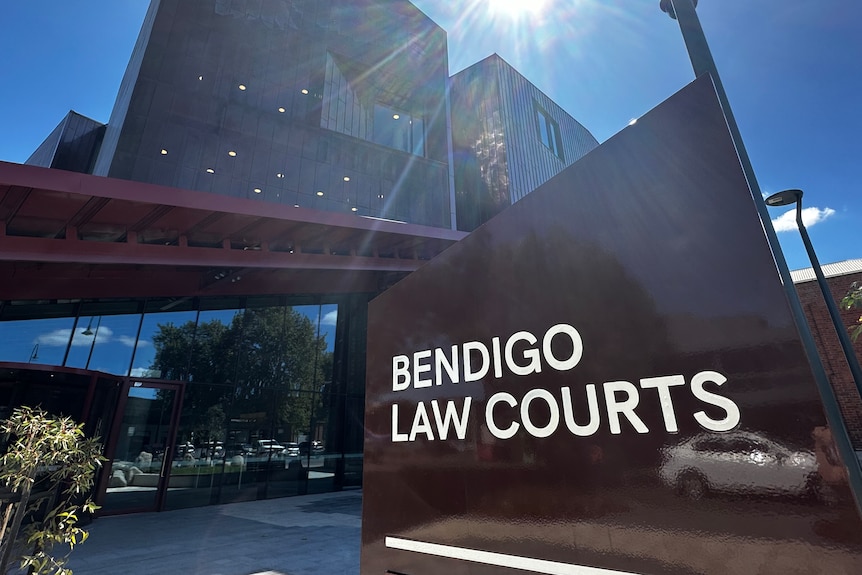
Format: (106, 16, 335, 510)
(765, 189, 862, 400)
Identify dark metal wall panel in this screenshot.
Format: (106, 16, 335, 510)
(26, 112, 106, 174)
(92, 0, 161, 177)
(25, 116, 66, 168)
(94, 0, 453, 228)
(51, 112, 106, 173)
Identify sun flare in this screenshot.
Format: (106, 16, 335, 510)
(487, 0, 549, 19)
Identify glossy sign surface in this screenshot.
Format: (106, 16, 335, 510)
(362, 76, 862, 574)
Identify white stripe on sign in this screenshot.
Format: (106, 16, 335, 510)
(384, 537, 643, 575)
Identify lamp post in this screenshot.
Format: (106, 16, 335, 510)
(765, 189, 862, 400)
(660, 0, 862, 510)
(84, 315, 101, 370)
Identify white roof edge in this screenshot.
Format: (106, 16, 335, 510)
(791, 258, 862, 283)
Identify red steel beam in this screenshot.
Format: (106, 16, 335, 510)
(0, 234, 426, 272)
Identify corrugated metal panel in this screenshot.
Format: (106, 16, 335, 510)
(791, 258, 862, 283)
(495, 54, 598, 202)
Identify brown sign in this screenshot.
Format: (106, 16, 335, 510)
(362, 75, 862, 575)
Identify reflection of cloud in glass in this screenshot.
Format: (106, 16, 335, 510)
(321, 310, 338, 326)
(118, 335, 144, 348)
(38, 326, 114, 346)
(37, 327, 145, 348)
(36, 329, 75, 346)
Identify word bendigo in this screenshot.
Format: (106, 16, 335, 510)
(388, 324, 740, 442)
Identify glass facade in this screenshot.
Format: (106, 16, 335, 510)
(372, 104, 425, 157)
(0, 294, 368, 511)
(94, 0, 453, 227)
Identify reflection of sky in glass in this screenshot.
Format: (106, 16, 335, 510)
(66, 314, 142, 376)
(128, 386, 158, 399)
(88, 313, 141, 375)
(294, 304, 338, 351)
(0, 302, 340, 375)
(198, 309, 239, 326)
(0, 317, 75, 365)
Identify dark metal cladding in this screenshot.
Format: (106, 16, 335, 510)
(361, 75, 862, 574)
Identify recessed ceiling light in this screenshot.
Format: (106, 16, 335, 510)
(392, 114, 400, 120)
(160, 149, 168, 155)
(198, 75, 203, 81)
(253, 188, 262, 194)
(294, 204, 300, 208)
(343, 176, 350, 182)
(316, 191, 324, 197)
(228, 150, 237, 157)
(278, 107, 286, 113)
(276, 172, 284, 178)
(301, 89, 309, 95)
(628, 118, 638, 126)
(351, 207, 358, 212)
(206, 168, 215, 174)
(238, 84, 247, 91)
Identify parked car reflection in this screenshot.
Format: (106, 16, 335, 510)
(255, 439, 285, 456)
(299, 440, 324, 455)
(660, 431, 820, 500)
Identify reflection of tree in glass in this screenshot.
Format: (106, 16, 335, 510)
(150, 308, 333, 444)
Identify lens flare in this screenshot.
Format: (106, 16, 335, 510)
(488, 0, 549, 18)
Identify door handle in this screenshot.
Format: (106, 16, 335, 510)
(160, 449, 170, 479)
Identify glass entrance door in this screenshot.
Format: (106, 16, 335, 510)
(99, 380, 183, 514)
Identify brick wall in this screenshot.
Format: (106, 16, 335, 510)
(795, 271, 862, 447)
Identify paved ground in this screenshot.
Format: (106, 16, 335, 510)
(66, 490, 362, 575)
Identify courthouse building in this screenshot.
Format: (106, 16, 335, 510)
(0, 0, 599, 514)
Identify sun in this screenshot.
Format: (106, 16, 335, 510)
(487, 0, 549, 19)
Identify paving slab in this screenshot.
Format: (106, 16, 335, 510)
(65, 490, 362, 575)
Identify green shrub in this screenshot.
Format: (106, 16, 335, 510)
(0, 406, 104, 575)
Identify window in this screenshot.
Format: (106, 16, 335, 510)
(372, 104, 425, 156)
(535, 103, 564, 160)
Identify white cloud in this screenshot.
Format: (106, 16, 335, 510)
(320, 310, 338, 326)
(771, 206, 836, 233)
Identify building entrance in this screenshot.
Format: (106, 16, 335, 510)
(98, 379, 184, 514)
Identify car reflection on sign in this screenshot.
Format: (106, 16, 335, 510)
(659, 431, 820, 500)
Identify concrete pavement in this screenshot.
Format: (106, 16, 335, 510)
(66, 490, 362, 575)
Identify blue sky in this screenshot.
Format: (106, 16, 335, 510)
(0, 0, 859, 272)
